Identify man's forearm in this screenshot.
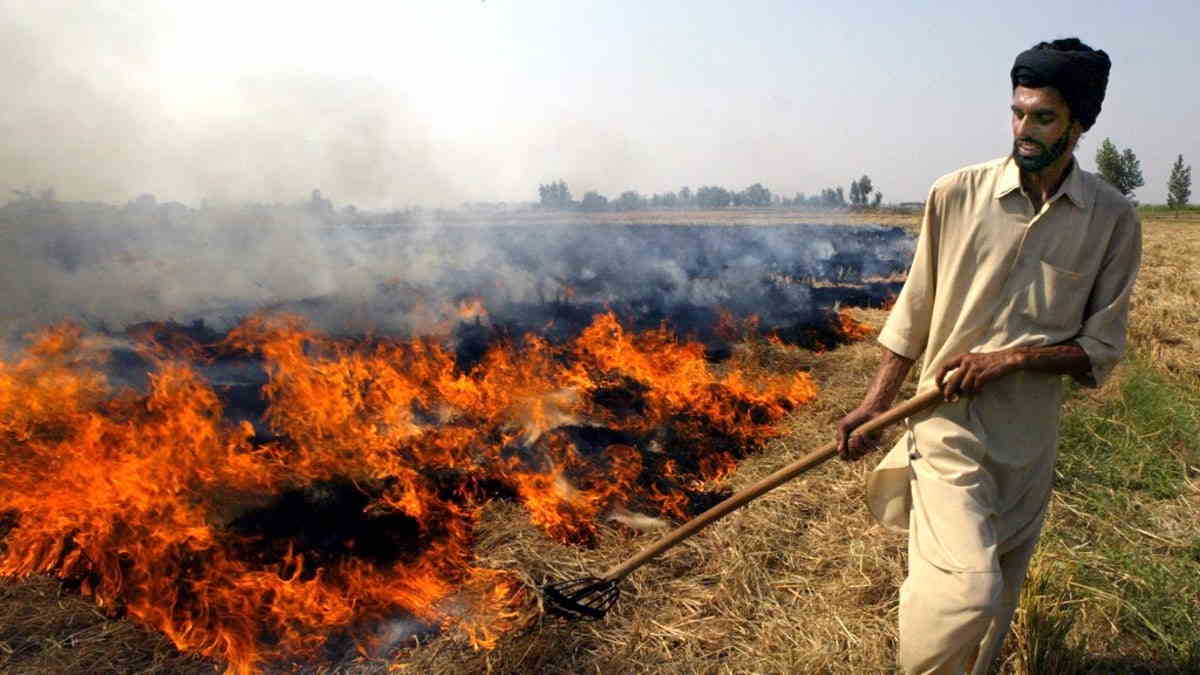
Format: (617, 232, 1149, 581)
(1010, 341, 1092, 378)
(861, 347, 916, 411)
(938, 340, 1093, 397)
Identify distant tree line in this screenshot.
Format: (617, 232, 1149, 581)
(1, 187, 435, 228)
(1094, 138, 1192, 208)
(537, 176, 884, 211)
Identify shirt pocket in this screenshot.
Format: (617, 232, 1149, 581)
(1014, 259, 1090, 333)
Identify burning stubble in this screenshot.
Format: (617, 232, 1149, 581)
(0, 311, 821, 670)
(0, 199, 914, 672)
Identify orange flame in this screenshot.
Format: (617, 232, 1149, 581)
(0, 311, 816, 671)
(835, 307, 874, 342)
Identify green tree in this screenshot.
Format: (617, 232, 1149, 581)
(858, 174, 873, 202)
(818, 187, 846, 208)
(1095, 138, 1122, 188)
(739, 183, 772, 207)
(1120, 149, 1144, 201)
(1095, 139, 1145, 200)
(696, 186, 732, 208)
(1167, 154, 1192, 208)
(537, 180, 572, 209)
(649, 191, 679, 208)
(614, 190, 646, 211)
(849, 175, 875, 208)
(579, 190, 609, 211)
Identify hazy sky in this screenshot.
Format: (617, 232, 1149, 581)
(3, 1, 1197, 208)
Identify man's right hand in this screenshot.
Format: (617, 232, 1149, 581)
(836, 405, 887, 461)
(836, 346, 915, 461)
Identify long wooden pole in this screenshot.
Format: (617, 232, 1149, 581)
(600, 387, 943, 582)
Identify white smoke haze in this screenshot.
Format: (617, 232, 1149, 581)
(1, 2, 676, 209)
(0, 195, 913, 354)
(1, 1, 923, 358)
(3, 2, 456, 207)
(2, 1, 923, 214)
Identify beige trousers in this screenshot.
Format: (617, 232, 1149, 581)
(896, 508, 1042, 675)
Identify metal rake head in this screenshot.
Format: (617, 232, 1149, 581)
(541, 576, 620, 621)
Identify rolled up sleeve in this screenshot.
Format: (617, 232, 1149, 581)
(878, 185, 940, 361)
(1072, 206, 1142, 388)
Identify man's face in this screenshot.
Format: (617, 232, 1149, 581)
(1010, 85, 1078, 173)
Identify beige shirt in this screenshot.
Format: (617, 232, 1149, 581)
(867, 155, 1142, 572)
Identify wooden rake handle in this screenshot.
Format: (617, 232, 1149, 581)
(600, 387, 944, 582)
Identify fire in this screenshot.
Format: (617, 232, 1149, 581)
(715, 309, 761, 343)
(835, 306, 875, 342)
(0, 310, 818, 671)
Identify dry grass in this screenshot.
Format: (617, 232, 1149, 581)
(1126, 216, 1200, 384)
(1, 212, 1197, 674)
(0, 577, 213, 674)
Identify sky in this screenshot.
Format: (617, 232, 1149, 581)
(2, 0, 1197, 208)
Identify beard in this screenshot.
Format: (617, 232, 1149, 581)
(1012, 125, 1072, 172)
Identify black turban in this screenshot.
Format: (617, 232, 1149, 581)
(1010, 39, 1111, 131)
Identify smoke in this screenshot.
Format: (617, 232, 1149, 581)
(1, 2, 459, 207)
(1, 3, 840, 210)
(0, 192, 913, 365)
(1, 3, 915, 359)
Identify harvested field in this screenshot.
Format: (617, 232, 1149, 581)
(1, 211, 1197, 674)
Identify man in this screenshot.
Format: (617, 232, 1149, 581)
(835, 38, 1141, 674)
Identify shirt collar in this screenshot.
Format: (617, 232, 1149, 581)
(1057, 159, 1088, 209)
(994, 155, 1088, 209)
(994, 156, 1023, 200)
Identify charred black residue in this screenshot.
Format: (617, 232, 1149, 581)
(591, 376, 648, 419)
(226, 480, 429, 571)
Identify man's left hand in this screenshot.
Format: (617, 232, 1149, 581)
(935, 350, 1022, 399)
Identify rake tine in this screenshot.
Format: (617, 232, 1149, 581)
(542, 576, 620, 620)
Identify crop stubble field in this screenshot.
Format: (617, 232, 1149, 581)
(0, 209, 1196, 674)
